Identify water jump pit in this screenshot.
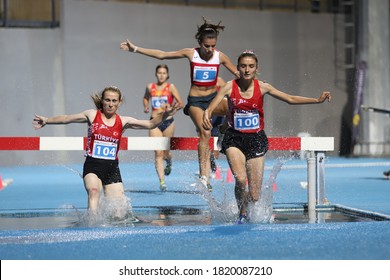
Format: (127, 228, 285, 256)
(0, 136, 344, 229)
(1, 157, 390, 261)
(1, 202, 389, 231)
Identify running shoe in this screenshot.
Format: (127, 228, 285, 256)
(110, 213, 139, 226)
(199, 175, 212, 192)
(160, 181, 167, 192)
(164, 159, 172, 176)
(384, 170, 390, 179)
(236, 214, 250, 224)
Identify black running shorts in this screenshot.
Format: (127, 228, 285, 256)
(183, 91, 217, 116)
(83, 156, 122, 185)
(221, 128, 268, 160)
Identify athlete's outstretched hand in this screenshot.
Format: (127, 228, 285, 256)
(120, 39, 137, 52)
(162, 102, 182, 119)
(32, 114, 48, 130)
(318, 91, 331, 103)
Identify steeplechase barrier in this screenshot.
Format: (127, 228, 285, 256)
(0, 136, 334, 210)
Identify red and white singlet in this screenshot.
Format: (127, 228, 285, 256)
(190, 48, 220, 87)
(85, 110, 123, 160)
(227, 79, 264, 134)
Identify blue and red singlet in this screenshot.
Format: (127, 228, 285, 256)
(150, 83, 174, 111)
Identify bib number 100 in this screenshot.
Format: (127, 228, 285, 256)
(234, 113, 260, 131)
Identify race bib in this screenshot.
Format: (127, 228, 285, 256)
(92, 140, 117, 160)
(193, 66, 217, 83)
(151, 96, 168, 109)
(234, 111, 260, 131)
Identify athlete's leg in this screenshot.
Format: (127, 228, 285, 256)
(225, 147, 248, 216)
(149, 127, 165, 186)
(103, 182, 128, 219)
(83, 173, 103, 215)
(188, 106, 211, 184)
(162, 120, 175, 176)
(246, 156, 265, 203)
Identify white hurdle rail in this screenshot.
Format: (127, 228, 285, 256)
(0, 136, 334, 209)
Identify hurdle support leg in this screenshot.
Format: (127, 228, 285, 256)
(307, 150, 328, 212)
(316, 151, 326, 205)
(307, 151, 316, 211)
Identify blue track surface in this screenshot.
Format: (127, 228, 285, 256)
(1, 157, 390, 260)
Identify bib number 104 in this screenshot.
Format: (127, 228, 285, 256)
(92, 140, 117, 160)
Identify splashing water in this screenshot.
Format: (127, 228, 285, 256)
(79, 196, 137, 227)
(58, 204, 83, 220)
(192, 158, 289, 224)
(191, 179, 238, 224)
(248, 158, 287, 223)
(59, 164, 83, 178)
(58, 165, 137, 227)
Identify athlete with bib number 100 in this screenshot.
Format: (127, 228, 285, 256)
(33, 86, 181, 224)
(120, 17, 240, 192)
(202, 51, 332, 224)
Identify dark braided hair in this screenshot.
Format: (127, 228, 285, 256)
(195, 17, 225, 44)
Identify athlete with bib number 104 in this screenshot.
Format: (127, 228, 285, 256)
(120, 17, 240, 192)
(202, 51, 332, 224)
(33, 86, 181, 224)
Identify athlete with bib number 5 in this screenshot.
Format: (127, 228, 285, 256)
(120, 17, 240, 191)
(33, 86, 181, 223)
(202, 51, 331, 224)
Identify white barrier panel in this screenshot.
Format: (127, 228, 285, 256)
(301, 137, 334, 151)
(40, 137, 84, 151)
(124, 137, 170, 150)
